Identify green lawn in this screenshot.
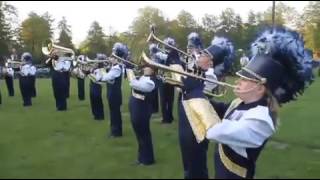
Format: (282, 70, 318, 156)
(0, 75, 319, 178)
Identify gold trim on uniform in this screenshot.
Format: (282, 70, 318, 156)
(217, 98, 247, 178)
(182, 98, 221, 143)
(218, 144, 247, 178)
(223, 98, 243, 118)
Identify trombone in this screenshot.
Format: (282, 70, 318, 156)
(146, 26, 194, 65)
(141, 51, 236, 89)
(110, 53, 140, 69)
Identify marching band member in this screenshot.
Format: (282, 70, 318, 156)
(71, 55, 87, 101)
(19, 52, 36, 106)
(0, 57, 4, 104)
(48, 52, 72, 111)
(95, 43, 124, 137)
(181, 27, 313, 179)
(148, 43, 162, 114)
(89, 53, 107, 120)
(178, 32, 210, 179)
(159, 37, 178, 124)
(5, 48, 17, 97)
(0, 80, 2, 104)
(126, 59, 157, 166)
(0, 60, 3, 104)
(240, 53, 250, 67)
(77, 74, 85, 101)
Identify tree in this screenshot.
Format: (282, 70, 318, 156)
(129, 6, 167, 59)
(299, 1, 320, 52)
(0, 1, 18, 56)
(201, 13, 219, 33)
(19, 12, 54, 63)
(57, 16, 74, 49)
(262, 2, 298, 26)
(79, 21, 108, 58)
(242, 11, 261, 52)
(172, 10, 200, 49)
(177, 10, 198, 29)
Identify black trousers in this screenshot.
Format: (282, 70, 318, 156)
(129, 96, 155, 164)
(5, 75, 14, 96)
(64, 72, 70, 98)
(159, 82, 174, 123)
(31, 76, 36, 97)
(178, 94, 209, 179)
(19, 76, 34, 106)
(0, 87, 2, 104)
(77, 78, 85, 100)
(52, 71, 68, 111)
(107, 99, 122, 136)
(90, 81, 104, 120)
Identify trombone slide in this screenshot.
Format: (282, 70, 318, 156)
(141, 51, 236, 89)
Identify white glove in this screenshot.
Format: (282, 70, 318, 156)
(204, 68, 218, 91)
(7, 68, 14, 77)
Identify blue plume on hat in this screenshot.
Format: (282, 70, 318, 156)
(21, 52, 32, 63)
(112, 42, 129, 59)
(149, 43, 160, 56)
(249, 27, 314, 104)
(204, 36, 235, 77)
(187, 32, 203, 49)
(163, 37, 176, 48)
(153, 51, 168, 64)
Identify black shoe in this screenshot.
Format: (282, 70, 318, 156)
(94, 117, 104, 121)
(131, 161, 154, 166)
(161, 121, 172, 124)
(108, 134, 122, 139)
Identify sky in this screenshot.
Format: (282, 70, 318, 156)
(8, 1, 310, 47)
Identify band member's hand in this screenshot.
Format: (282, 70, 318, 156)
(181, 76, 204, 93)
(51, 54, 59, 60)
(124, 62, 135, 70)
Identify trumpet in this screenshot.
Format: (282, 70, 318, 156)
(87, 68, 108, 85)
(5, 59, 26, 69)
(141, 51, 236, 89)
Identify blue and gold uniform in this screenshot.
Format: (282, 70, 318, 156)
(49, 55, 72, 111)
(19, 52, 36, 106)
(89, 53, 107, 120)
(126, 63, 157, 165)
(182, 27, 313, 179)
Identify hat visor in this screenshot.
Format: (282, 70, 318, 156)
(236, 69, 262, 83)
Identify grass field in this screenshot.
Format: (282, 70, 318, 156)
(0, 75, 319, 178)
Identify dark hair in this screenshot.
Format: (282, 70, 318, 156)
(265, 89, 279, 127)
